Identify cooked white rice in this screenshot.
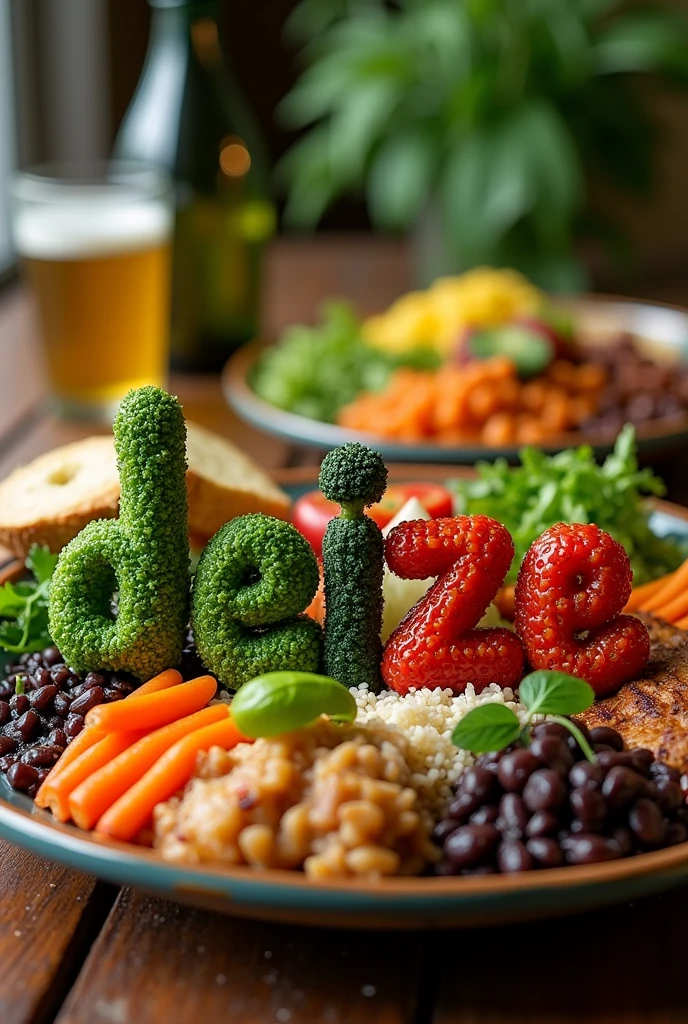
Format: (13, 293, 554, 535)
(350, 683, 531, 818)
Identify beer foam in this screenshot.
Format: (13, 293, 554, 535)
(13, 201, 172, 260)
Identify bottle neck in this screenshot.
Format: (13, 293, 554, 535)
(147, 0, 223, 68)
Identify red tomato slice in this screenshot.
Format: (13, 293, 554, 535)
(292, 483, 454, 555)
(367, 484, 454, 529)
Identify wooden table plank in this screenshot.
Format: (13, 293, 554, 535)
(432, 886, 688, 1024)
(0, 841, 115, 1024)
(56, 889, 426, 1024)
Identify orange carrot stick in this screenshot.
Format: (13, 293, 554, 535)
(652, 589, 688, 625)
(69, 704, 229, 830)
(624, 573, 676, 613)
(84, 675, 217, 735)
(35, 668, 183, 809)
(95, 716, 247, 842)
(38, 731, 146, 821)
(640, 561, 688, 612)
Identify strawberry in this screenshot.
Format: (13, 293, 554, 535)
(514, 523, 650, 697)
(381, 516, 525, 695)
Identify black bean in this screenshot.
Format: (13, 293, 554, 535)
(570, 787, 606, 830)
(6, 762, 39, 791)
(561, 833, 622, 865)
(47, 728, 67, 749)
(589, 727, 624, 751)
(28, 684, 58, 711)
(664, 822, 688, 847)
(53, 692, 73, 718)
(14, 709, 40, 743)
(529, 736, 573, 776)
(42, 646, 62, 667)
(50, 665, 70, 687)
(461, 765, 498, 802)
(0, 754, 18, 772)
(681, 774, 688, 794)
(611, 827, 635, 857)
(20, 745, 60, 768)
(9, 693, 30, 716)
(69, 686, 104, 717)
(447, 790, 483, 821)
(0, 703, 9, 727)
(569, 761, 604, 790)
(64, 713, 85, 739)
(497, 840, 534, 873)
(531, 722, 571, 744)
(525, 810, 560, 838)
(443, 824, 501, 869)
(35, 769, 50, 787)
(84, 671, 106, 690)
(496, 793, 529, 839)
(0, 735, 16, 756)
(601, 766, 641, 808)
(628, 798, 666, 847)
(596, 750, 631, 771)
(523, 769, 567, 812)
(0, 680, 14, 700)
(655, 779, 684, 815)
(433, 818, 460, 844)
(650, 762, 681, 784)
(526, 837, 564, 868)
(469, 805, 499, 827)
(497, 749, 540, 793)
(31, 667, 52, 689)
(627, 748, 654, 776)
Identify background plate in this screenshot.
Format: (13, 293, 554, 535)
(224, 296, 688, 463)
(0, 468, 687, 930)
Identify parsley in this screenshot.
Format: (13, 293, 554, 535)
(0, 545, 58, 655)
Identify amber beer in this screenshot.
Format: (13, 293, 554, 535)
(12, 166, 172, 418)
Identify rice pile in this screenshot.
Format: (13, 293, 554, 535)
(350, 683, 530, 818)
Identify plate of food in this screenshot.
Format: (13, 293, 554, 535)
(223, 267, 688, 462)
(1, 389, 688, 929)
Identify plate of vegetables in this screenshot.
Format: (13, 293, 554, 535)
(223, 268, 688, 462)
(3, 389, 688, 929)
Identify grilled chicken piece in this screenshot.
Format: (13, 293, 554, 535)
(578, 615, 688, 771)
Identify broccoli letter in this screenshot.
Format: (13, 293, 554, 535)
(319, 443, 387, 690)
(192, 513, 322, 690)
(48, 387, 190, 680)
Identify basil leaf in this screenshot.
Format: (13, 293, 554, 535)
(519, 670, 595, 716)
(451, 704, 521, 754)
(230, 671, 357, 739)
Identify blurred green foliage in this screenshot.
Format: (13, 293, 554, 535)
(279, 0, 688, 289)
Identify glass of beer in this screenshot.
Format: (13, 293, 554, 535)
(10, 162, 173, 420)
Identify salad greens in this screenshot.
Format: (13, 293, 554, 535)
(251, 300, 439, 423)
(0, 545, 58, 655)
(452, 671, 596, 763)
(449, 426, 685, 586)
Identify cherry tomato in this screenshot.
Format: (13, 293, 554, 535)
(367, 484, 454, 529)
(292, 483, 454, 556)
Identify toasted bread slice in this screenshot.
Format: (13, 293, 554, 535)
(0, 436, 119, 557)
(184, 421, 290, 540)
(0, 424, 291, 558)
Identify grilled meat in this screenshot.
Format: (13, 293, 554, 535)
(578, 615, 688, 771)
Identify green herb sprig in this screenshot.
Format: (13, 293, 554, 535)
(230, 670, 357, 738)
(0, 545, 58, 655)
(452, 670, 596, 763)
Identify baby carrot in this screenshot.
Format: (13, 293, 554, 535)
(84, 675, 217, 734)
(35, 668, 183, 808)
(640, 560, 688, 613)
(69, 704, 229, 830)
(95, 716, 247, 843)
(675, 613, 688, 631)
(652, 589, 688, 625)
(624, 573, 675, 613)
(38, 731, 145, 822)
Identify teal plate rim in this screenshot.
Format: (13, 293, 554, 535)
(1, 473, 688, 928)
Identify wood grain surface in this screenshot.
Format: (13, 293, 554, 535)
(56, 889, 426, 1024)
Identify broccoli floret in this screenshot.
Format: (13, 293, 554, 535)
(192, 513, 322, 690)
(319, 443, 387, 690)
(48, 386, 190, 680)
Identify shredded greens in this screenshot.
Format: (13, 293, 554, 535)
(449, 426, 686, 586)
(250, 299, 439, 423)
(0, 545, 58, 654)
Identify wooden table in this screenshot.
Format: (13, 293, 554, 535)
(2, 253, 688, 1024)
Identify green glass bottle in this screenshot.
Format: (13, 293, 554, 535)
(114, 0, 275, 371)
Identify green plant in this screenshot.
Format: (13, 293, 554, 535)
(280, 0, 688, 289)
